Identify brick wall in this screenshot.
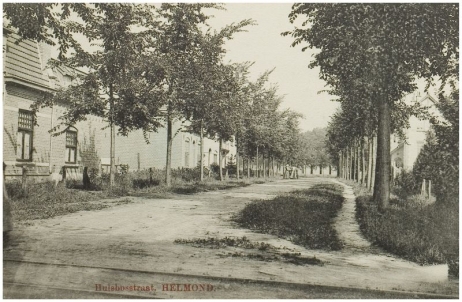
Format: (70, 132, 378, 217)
(4, 82, 237, 178)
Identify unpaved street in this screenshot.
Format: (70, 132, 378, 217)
(3, 177, 458, 298)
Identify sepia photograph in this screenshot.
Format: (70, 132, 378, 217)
(2, 2, 459, 299)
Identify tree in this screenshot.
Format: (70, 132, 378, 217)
(286, 3, 458, 210)
(299, 127, 331, 174)
(6, 4, 165, 188)
(3, 3, 87, 60)
(178, 37, 253, 181)
(413, 84, 459, 204)
(148, 4, 253, 185)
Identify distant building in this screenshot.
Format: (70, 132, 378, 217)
(3, 28, 235, 181)
(390, 93, 440, 179)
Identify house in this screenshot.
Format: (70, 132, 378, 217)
(3, 29, 236, 182)
(390, 93, 440, 179)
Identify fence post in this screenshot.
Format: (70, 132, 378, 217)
(21, 166, 27, 189)
(421, 179, 426, 196)
(428, 180, 432, 199)
(83, 167, 90, 189)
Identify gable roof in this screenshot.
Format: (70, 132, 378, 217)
(4, 31, 52, 90)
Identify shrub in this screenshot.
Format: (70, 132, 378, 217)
(210, 163, 221, 177)
(172, 167, 201, 182)
(5, 180, 28, 200)
(226, 162, 237, 177)
(392, 170, 419, 200)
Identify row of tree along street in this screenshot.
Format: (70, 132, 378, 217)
(285, 3, 458, 210)
(4, 4, 306, 187)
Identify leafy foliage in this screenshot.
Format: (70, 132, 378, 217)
(412, 86, 459, 205)
(298, 127, 331, 169)
(286, 3, 459, 208)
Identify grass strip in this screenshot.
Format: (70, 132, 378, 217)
(234, 183, 345, 251)
(6, 177, 270, 221)
(356, 195, 459, 277)
(175, 236, 323, 266)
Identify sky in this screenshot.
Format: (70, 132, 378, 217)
(206, 3, 340, 132)
(44, 3, 339, 133)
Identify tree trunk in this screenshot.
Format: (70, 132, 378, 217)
(361, 138, 366, 185)
(351, 146, 354, 180)
(367, 137, 372, 189)
(272, 156, 275, 177)
(256, 146, 259, 178)
(353, 141, 357, 182)
(200, 120, 204, 182)
(357, 141, 360, 183)
(109, 84, 115, 188)
(263, 153, 266, 178)
(346, 147, 350, 180)
(344, 150, 347, 179)
(165, 112, 173, 187)
(247, 157, 250, 178)
(219, 138, 223, 181)
(371, 135, 377, 192)
(374, 96, 391, 210)
(338, 152, 341, 178)
(236, 136, 240, 180)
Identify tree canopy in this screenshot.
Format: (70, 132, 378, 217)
(285, 3, 458, 209)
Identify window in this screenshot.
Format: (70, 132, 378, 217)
(213, 154, 218, 164)
(65, 130, 78, 163)
(17, 110, 33, 161)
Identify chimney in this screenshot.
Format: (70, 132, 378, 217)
(38, 42, 52, 70)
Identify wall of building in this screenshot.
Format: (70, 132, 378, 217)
(3, 30, 236, 179)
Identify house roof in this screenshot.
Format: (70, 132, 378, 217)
(418, 94, 437, 105)
(4, 31, 52, 90)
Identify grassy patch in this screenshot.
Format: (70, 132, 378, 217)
(356, 195, 459, 276)
(175, 236, 323, 266)
(6, 175, 271, 221)
(171, 180, 251, 194)
(174, 236, 272, 251)
(6, 181, 109, 221)
(5, 181, 137, 221)
(78, 168, 273, 197)
(234, 183, 345, 251)
(131, 178, 269, 197)
(339, 178, 459, 278)
(219, 251, 323, 266)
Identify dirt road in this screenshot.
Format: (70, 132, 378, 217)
(3, 177, 458, 298)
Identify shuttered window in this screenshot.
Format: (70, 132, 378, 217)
(17, 110, 33, 161)
(65, 130, 78, 163)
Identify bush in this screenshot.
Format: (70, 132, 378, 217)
(172, 167, 201, 182)
(226, 162, 237, 177)
(392, 170, 420, 200)
(209, 163, 221, 177)
(5, 180, 28, 200)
